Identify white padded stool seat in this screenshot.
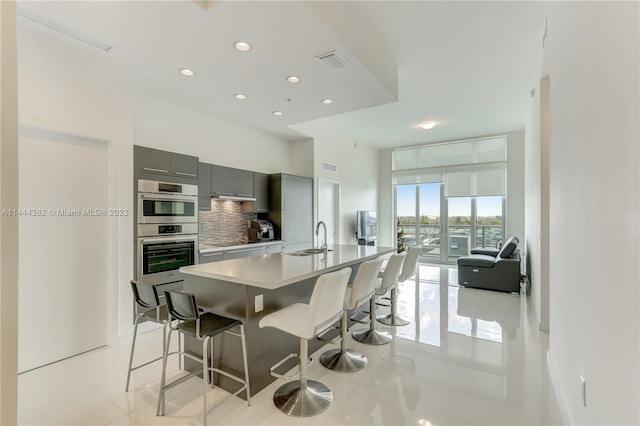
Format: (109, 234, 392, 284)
(320, 257, 384, 372)
(377, 247, 420, 326)
(352, 253, 405, 345)
(259, 267, 351, 417)
(259, 303, 315, 339)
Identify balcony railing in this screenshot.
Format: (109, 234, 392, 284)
(397, 223, 502, 258)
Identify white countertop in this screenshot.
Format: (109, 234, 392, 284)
(181, 244, 395, 289)
(199, 240, 281, 254)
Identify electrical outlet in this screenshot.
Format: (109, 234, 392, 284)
(255, 294, 263, 313)
(580, 374, 586, 407)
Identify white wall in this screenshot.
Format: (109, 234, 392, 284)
(134, 92, 290, 174)
(306, 129, 378, 244)
(505, 131, 525, 243)
(378, 148, 394, 247)
(524, 78, 542, 326)
(289, 137, 314, 178)
(545, 2, 639, 424)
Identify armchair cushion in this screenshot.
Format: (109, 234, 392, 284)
(469, 247, 500, 257)
(497, 236, 519, 258)
(457, 254, 495, 268)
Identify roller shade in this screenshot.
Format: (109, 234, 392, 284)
(443, 163, 506, 197)
(392, 169, 443, 185)
(393, 136, 506, 171)
(392, 136, 507, 196)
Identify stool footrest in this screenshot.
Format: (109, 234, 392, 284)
(269, 353, 313, 380)
(375, 297, 392, 307)
(316, 328, 341, 344)
(350, 311, 370, 324)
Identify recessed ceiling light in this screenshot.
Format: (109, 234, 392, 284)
(273, 111, 283, 116)
(286, 75, 300, 84)
(419, 121, 437, 130)
(234, 41, 251, 52)
(321, 98, 333, 104)
(179, 68, 195, 77)
(234, 93, 247, 100)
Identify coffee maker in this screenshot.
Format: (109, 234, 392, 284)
(249, 219, 274, 242)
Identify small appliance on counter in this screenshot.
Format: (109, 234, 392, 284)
(249, 219, 274, 242)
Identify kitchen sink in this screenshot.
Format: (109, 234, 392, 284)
(284, 248, 333, 256)
(300, 248, 333, 254)
(284, 251, 314, 256)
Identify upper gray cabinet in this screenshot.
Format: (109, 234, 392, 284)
(170, 154, 198, 178)
(234, 169, 254, 198)
(198, 162, 212, 211)
(210, 165, 235, 196)
(210, 165, 254, 198)
(135, 145, 198, 180)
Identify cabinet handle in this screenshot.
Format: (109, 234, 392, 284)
(236, 193, 253, 197)
(175, 171, 197, 177)
(142, 167, 169, 173)
(201, 253, 222, 257)
(227, 248, 259, 254)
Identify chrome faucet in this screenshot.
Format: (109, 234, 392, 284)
(315, 221, 328, 255)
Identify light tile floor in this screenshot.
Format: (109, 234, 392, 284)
(18, 264, 563, 425)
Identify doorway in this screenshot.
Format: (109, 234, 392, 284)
(18, 127, 108, 372)
(317, 179, 340, 245)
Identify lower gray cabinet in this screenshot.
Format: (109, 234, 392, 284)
(266, 243, 282, 254)
(224, 246, 266, 260)
(199, 251, 224, 264)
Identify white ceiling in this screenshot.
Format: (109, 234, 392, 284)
(16, 1, 547, 149)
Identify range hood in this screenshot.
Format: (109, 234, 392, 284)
(213, 195, 257, 202)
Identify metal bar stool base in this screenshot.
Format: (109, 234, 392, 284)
(273, 380, 332, 417)
(351, 328, 392, 345)
(376, 313, 411, 326)
(319, 348, 367, 372)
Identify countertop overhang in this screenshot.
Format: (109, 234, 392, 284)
(181, 244, 395, 289)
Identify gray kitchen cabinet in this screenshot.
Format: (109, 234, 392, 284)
(198, 162, 212, 211)
(266, 242, 282, 254)
(234, 169, 254, 198)
(224, 246, 266, 260)
(199, 251, 224, 264)
(134, 145, 198, 180)
(211, 165, 235, 196)
(135, 145, 171, 176)
(268, 174, 313, 252)
(170, 153, 198, 178)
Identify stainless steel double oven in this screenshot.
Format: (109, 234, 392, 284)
(136, 179, 198, 285)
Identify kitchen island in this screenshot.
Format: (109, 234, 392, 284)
(179, 244, 394, 396)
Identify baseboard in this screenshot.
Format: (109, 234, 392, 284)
(546, 350, 571, 425)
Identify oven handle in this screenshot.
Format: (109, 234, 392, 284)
(139, 193, 197, 202)
(138, 236, 198, 245)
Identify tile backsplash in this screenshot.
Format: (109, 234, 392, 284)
(199, 200, 255, 246)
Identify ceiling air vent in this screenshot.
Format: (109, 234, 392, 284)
(315, 51, 350, 71)
(323, 161, 338, 173)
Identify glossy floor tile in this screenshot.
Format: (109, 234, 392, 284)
(18, 264, 563, 425)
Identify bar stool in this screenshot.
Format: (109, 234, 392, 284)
(352, 253, 405, 345)
(320, 257, 384, 372)
(377, 246, 421, 326)
(156, 290, 250, 426)
(126, 280, 177, 392)
(259, 267, 351, 417)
